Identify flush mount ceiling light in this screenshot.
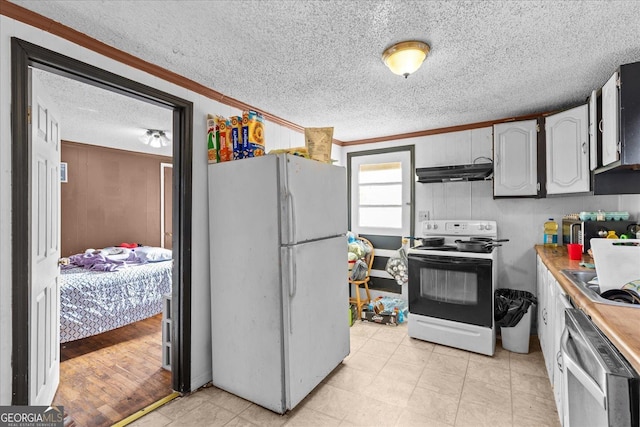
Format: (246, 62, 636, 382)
(382, 41, 430, 78)
(139, 129, 171, 148)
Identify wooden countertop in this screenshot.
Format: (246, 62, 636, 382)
(535, 245, 640, 372)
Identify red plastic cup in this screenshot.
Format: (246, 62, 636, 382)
(567, 243, 583, 260)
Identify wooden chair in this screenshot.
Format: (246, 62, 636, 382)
(348, 237, 374, 320)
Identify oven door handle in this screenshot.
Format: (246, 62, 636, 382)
(411, 256, 488, 267)
(560, 328, 607, 410)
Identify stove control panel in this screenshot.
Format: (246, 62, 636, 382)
(422, 220, 498, 237)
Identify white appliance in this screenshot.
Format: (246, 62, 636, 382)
(407, 220, 499, 356)
(561, 308, 639, 427)
(590, 238, 640, 293)
(207, 154, 349, 414)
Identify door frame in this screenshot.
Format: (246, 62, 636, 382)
(11, 37, 193, 403)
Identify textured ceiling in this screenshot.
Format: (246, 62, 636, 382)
(10, 0, 640, 145)
(33, 69, 173, 156)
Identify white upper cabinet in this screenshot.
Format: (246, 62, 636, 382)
(589, 90, 598, 171)
(493, 120, 539, 196)
(601, 71, 620, 166)
(545, 104, 590, 194)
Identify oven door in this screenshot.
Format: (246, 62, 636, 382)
(408, 254, 493, 327)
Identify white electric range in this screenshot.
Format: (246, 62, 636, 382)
(407, 220, 501, 356)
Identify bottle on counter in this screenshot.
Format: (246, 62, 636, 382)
(544, 218, 558, 247)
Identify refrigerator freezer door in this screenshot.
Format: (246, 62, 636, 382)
(282, 235, 350, 410)
(280, 155, 347, 245)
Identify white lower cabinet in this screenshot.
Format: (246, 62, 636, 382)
(536, 256, 553, 381)
(536, 255, 565, 425)
(553, 284, 572, 424)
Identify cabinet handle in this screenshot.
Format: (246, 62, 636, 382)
(582, 142, 587, 154)
(598, 119, 604, 133)
(556, 350, 563, 373)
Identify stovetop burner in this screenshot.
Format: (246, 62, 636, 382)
(408, 220, 500, 257)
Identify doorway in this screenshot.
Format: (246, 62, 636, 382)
(11, 38, 193, 404)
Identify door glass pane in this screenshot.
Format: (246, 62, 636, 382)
(359, 207, 402, 228)
(359, 184, 402, 205)
(359, 162, 402, 183)
(419, 268, 478, 305)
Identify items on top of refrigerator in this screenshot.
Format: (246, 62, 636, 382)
(206, 115, 220, 164)
(230, 115, 242, 160)
(242, 110, 265, 158)
(206, 110, 264, 164)
(267, 147, 310, 158)
(304, 127, 334, 163)
(217, 116, 232, 162)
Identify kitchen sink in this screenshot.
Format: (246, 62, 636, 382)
(561, 269, 640, 308)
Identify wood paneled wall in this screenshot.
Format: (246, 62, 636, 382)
(61, 141, 172, 257)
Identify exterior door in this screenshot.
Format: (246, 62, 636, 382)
(29, 68, 61, 405)
(349, 150, 412, 238)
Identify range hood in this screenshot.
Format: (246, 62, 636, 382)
(416, 162, 493, 183)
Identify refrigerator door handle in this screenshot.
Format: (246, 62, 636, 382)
(288, 247, 297, 298)
(287, 247, 297, 333)
(287, 191, 297, 244)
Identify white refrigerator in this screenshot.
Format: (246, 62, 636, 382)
(207, 154, 350, 414)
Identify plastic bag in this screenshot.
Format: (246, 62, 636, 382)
(494, 289, 537, 327)
(385, 247, 408, 285)
(350, 259, 368, 281)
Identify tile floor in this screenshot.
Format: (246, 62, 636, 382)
(131, 321, 560, 427)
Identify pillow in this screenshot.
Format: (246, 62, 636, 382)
(99, 246, 134, 261)
(133, 246, 172, 263)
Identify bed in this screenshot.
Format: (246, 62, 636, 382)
(60, 247, 173, 343)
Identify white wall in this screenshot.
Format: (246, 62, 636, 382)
(0, 15, 318, 403)
(340, 127, 623, 299)
(619, 195, 640, 222)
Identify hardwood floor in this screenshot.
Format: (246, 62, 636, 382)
(54, 314, 172, 427)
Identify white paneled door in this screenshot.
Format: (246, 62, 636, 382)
(29, 68, 61, 405)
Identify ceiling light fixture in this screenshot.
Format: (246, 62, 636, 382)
(139, 129, 171, 148)
(382, 41, 430, 78)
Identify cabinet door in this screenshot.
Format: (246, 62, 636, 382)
(493, 120, 538, 196)
(536, 256, 547, 347)
(602, 71, 620, 166)
(545, 104, 590, 194)
(589, 90, 598, 171)
(553, 286, 572, 423)
(543, 269, 556, 381)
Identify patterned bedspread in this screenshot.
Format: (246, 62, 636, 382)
(60, 261, 172, 343)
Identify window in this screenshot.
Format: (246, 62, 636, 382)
(349, 148, 412, 237)
(358, 162, 403, 228)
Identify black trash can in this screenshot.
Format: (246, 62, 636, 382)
(494, 289, 537, 353)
